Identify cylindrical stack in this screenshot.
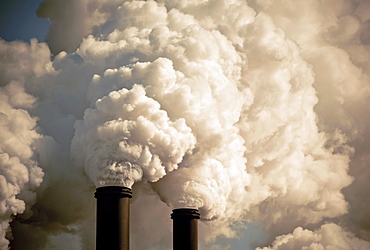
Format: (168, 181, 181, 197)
(171, 208, 200, 250)
(94, 186, 132, 250)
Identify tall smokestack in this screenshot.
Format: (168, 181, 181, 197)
(94, 186, 132, 250)
(171, 208, 200, 250)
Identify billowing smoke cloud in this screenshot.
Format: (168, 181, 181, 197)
(1, 0, 370, 249)
(36, 0, 127, 54)
(72, 82, 197, 188)
(257, 223, 370, 250)
(0, 76, 44, 248)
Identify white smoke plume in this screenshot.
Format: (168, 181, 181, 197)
(72, 83, 197, 188)
(0, 71, 44, 248)
(1, 0, 370, 249)
(257, 223, 370, 250)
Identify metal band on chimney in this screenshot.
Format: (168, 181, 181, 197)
(171, 208, 200, 250)
(95, 186, 132, 250)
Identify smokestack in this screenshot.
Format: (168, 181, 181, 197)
(171, 208, 200, 250)
(94, 186, 132, 250)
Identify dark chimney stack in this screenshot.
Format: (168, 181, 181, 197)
(171, 208, 200, 250)
(95, 186, 132, 250)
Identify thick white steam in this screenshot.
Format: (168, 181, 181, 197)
(257, 223, 370, 250)
(1, 0, 370, 249)
(72, 83, 196, 187)
(0, 81, 44, 248)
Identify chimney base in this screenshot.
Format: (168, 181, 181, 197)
(171, 208, 200, 250)
(95, 186, 132, 250)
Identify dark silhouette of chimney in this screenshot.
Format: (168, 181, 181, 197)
(171, 208, 200, 250)
(95, 186, 132, 250)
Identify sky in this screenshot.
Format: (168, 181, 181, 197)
(0, 0, 48, 41)
(0, 0, 370, 250)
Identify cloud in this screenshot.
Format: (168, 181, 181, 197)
(257, 223, 370, 250)
(0, 82, 43, 249)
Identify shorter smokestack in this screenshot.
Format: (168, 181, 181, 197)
(171, 208, 200, 250)
(94, 186, 132, 250)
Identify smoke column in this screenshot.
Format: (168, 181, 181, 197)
(1, 0, 370, 249)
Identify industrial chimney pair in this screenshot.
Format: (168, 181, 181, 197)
(95, 186, 200, 250)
